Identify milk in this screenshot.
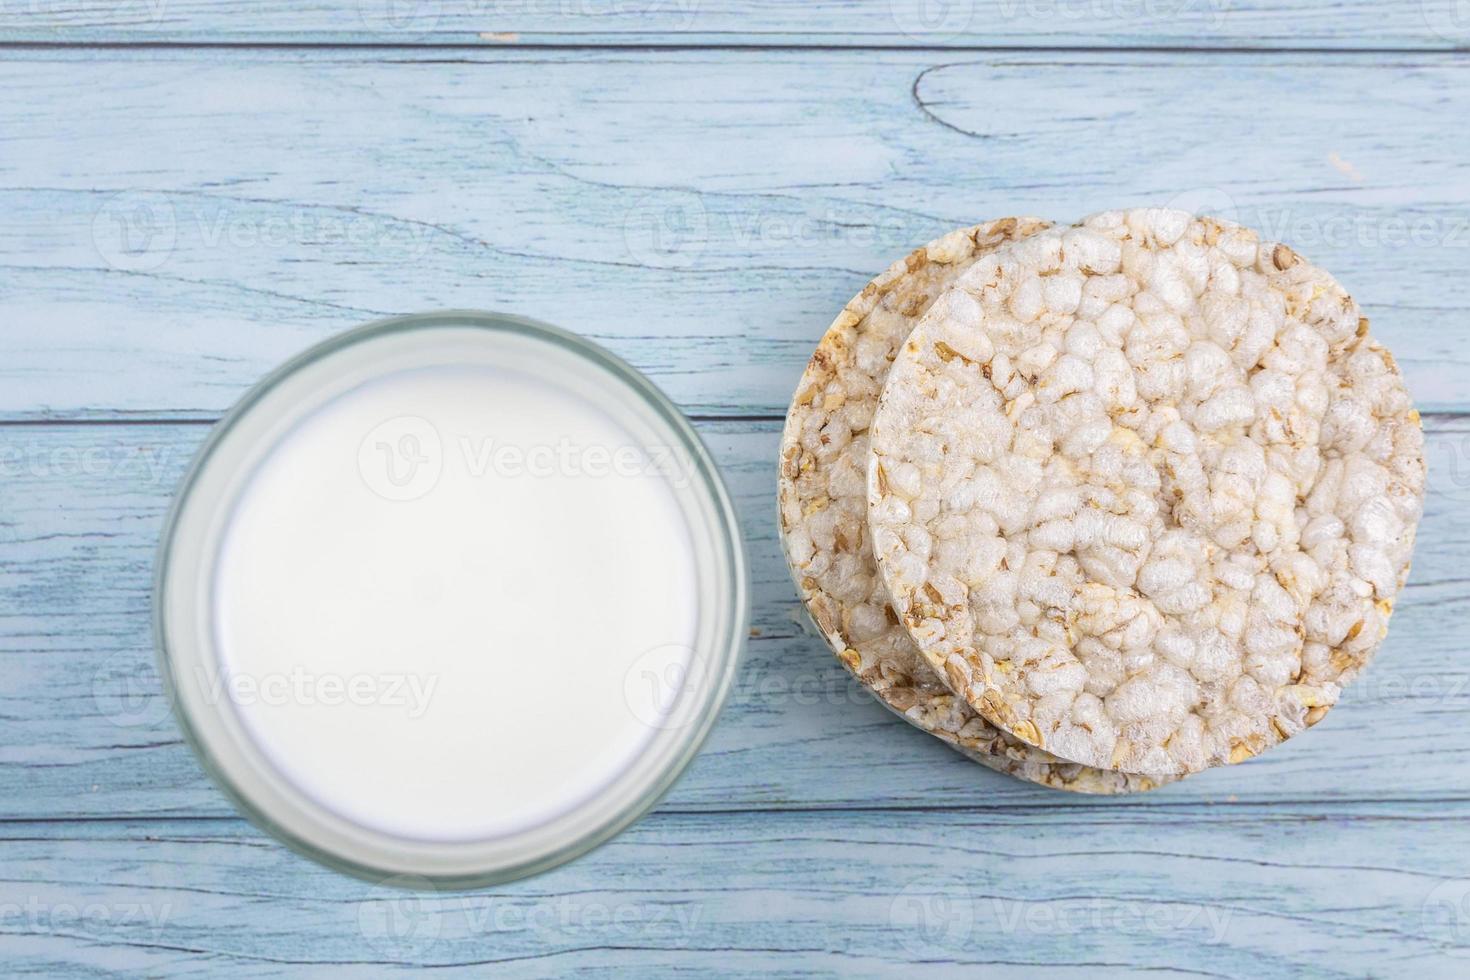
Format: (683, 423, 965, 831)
(210, 363, 700, 842)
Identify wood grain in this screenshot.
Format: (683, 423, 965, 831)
(2, 50, 1468, 419)
(4, 14, 1470, 974)
(1, 0, 1467, 50)
(1, 806, 1467, 977)
(3, 418, 1466, 820)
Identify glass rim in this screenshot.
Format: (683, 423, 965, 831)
(152, 310, 749, 890)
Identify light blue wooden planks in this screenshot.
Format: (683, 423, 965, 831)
(3, 418, 1466, 820)
(1, 0, 1468, 49)
(2, 11, 1470, 976)
(2, 50, 1469, 418)
(1, 806, 1467, 976)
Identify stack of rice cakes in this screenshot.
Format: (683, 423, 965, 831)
(778, 208, 1424, 793)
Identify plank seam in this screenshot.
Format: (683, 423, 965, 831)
(0, 411, 1464, 428)
(5, 796, 1470, 826)
(0, 413, 789, 427)
(0, 41, 1468, 56)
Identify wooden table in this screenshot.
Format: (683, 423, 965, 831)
(2, 3, 1469, 975)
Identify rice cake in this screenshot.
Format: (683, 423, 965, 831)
(778, 217, 1170, 794)
(867, 208, 1424, 776)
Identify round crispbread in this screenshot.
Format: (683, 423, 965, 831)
(779, 217, 1170, 794)
(868, 208, 1424, 776)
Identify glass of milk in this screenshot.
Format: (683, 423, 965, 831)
(154, 312, 748, 887)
